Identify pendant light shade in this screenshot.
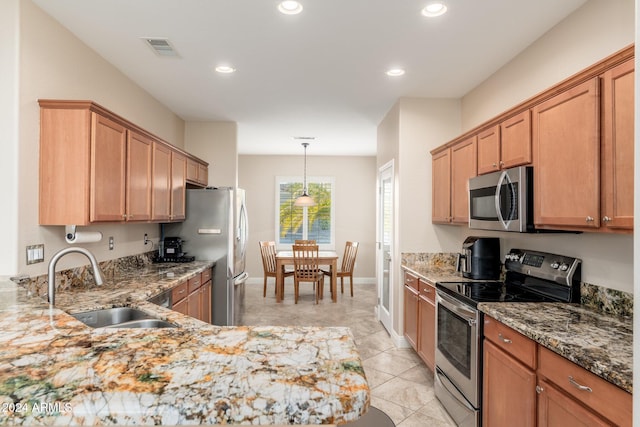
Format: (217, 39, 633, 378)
(294, 142, 316, 207)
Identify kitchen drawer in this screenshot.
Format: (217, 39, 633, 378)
(484, 316, 536, 369)
(538, 346, 631, 427)
(172, 280, 188, 304)
(404, 271, 419, 291)
(418, 279, 435, 303)
(188, 273, 203, 293)
(201, 267, 212, 283)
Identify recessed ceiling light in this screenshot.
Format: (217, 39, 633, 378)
(422, 2, 448, 17)
(278, 1, 303, 15)
(386, 68, 405, 77)
(215, 65, 236, 74)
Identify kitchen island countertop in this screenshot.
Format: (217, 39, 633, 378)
(0, 262, 369, 426)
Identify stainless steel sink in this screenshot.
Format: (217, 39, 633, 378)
(71, 307, 177, 329)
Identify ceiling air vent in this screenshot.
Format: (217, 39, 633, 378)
(142, 38, 178, 57)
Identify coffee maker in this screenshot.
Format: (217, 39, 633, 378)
(457, 236, 501, 280)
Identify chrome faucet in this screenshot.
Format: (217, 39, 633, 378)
(48, 247, 104, 306)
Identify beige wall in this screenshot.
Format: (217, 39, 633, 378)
(377, 98, 461, 341)
(0, 0, 20, 277)
(185, 122, 238, 187)
(462, 0, 635, 130)
(12, 0, 187, 277)
(238, 155, 377, 284)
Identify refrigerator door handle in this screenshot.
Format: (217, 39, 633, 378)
(234, 272, 249, 285)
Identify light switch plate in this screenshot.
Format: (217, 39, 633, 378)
(26, 244, 44, 264)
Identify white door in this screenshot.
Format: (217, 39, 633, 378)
(377, 162, 393, 332)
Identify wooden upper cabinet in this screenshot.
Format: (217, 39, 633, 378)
(39, 100, 204, 225)
(533, 78, 601, 230)
(186, 156, 209, 187)
(601, 58, 634, 232)
(500, 110, 532, 169)
(171, 151, 187, 221)
(432, 149, 452, 223)
(477, 111, 532, 176)
(198, 163, 209, 187)
(451, 136, 477, 224)
(151, 141, 172, 221)
(90, 113, 127, 222)
(477, 125, 501, 175)
(126, 131, 153, 221)
(40, 105, 93, 225)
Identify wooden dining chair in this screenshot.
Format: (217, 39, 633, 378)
(292, 244, 324, 304)
(259, 241, 294, 297)
(324, 241, 359, 297)
(294, 239, 316, 245)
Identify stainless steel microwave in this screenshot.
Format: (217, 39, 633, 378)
(468, 166, 533, 232)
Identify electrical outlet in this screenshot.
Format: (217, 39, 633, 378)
(26, 244, 45, 264)
(109, 236, 114, 250)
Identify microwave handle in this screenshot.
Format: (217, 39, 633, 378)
(494, 170, 509, 229)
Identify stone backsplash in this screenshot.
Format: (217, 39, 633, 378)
(402, 252, 633, 318)
(12, 251, 157, 299)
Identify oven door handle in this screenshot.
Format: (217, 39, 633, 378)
(494, 170, 511, 230)
(436, 291, 477, 324)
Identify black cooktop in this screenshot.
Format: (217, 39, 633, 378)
(436, 281, 555, 307)
(437, 248, 582, 307)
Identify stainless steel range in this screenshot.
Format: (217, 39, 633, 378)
(434, 248, 581, 427)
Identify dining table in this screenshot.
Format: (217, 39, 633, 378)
(275, 250, 339, 303)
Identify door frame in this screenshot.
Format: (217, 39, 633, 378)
(376, 160, 394, 333)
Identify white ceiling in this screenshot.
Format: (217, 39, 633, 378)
(32, 0, 587, 156)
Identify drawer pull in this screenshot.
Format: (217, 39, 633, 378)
(568, 376, 592, 393)
(422, 288, 431, 293)
(179, 289, 186, 294)
(498, 333, 512, 344)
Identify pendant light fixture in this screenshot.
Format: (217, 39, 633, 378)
(294, 142, 316, 207)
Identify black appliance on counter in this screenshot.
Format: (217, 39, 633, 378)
(154, 237, 195, 263)
(434, 248, 581, 427)
(456, 236, 501, 280)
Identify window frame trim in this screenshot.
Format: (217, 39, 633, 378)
(274, 175, 335, 251)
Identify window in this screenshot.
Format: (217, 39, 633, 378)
(276, 176, 335, 249)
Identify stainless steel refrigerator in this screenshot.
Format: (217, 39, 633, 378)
(163, 187, 249, 326)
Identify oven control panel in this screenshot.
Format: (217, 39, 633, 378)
(505, 249, 581, 287)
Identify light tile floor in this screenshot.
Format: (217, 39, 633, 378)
(241, 280, 456, 426)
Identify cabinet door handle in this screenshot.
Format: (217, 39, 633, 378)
(603, 216, 611, 223)
(586, 216, 594, 222)
(498, 333, 512, 344)
(535, 385, 544, 394)
(568, 376, 592, 392)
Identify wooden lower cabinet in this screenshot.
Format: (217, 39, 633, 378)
(403, 271, 436, 370)
(417, 280, 435, 370)
(483, 340, 536, 427)
(199, 280, 212, 324)
(403, 285, 419, 349)
(483, 316, 632, 427)
(171, 280, 189, 315)
(185, 270, 212, 323)
(537, 379, 610, 427)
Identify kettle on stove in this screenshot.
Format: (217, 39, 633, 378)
(456, 236, 501, 280)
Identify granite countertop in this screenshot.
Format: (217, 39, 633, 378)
(479, 303, 632, 393)
(0, 262, 369, 425)
(401, 257, 632, 394)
